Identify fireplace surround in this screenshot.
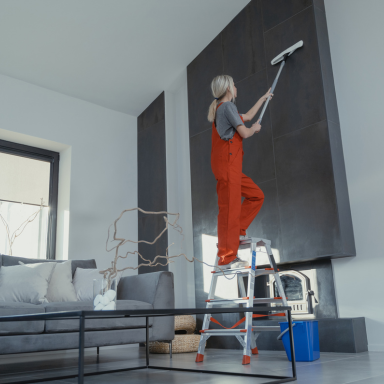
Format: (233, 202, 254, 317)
(268, 269, 318, 317)
(250, 257, 367, 353)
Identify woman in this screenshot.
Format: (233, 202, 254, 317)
(208, 75, 273, 269)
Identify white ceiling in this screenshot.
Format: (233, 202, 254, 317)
(0, 0, 249, 116)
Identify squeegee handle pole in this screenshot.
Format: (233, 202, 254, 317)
(258, 60, 286, 124)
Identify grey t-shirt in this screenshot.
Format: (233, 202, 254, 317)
(215, 102, 243, 140)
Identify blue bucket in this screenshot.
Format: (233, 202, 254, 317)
(278, 320, 320, 362)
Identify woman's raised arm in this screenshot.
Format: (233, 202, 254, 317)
(242, 88, 273, 122)
(236, 120, 262, 138)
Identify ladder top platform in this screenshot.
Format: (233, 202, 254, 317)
(239, 237, 271, 249)
(211, 268, 277, 276)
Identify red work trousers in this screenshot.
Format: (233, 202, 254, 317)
(211, 106, 264, 265)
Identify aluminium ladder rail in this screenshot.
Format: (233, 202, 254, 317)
(195, 237, 288, 365)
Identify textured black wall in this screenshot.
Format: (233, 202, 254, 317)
(187, 0, 355, 270)
(137, 93, 168, 274)
(187, 0, 355, 345)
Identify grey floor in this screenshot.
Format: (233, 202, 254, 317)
(0, 345, 383, 384)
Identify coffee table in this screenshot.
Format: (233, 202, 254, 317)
(0, 306, 297, 383)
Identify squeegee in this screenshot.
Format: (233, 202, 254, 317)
(258, 40, 304, 123)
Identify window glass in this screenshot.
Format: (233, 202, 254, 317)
(0, 152, 50, 206)
(0, 152, 51, 259)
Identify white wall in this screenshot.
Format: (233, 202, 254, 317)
(165, 70, 196, 308)
(0, 74, 138, 275)
(325, 0, 384, 351)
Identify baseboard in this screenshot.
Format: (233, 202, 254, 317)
(368, 344, 384, 352)
(219, 317, 369, 353)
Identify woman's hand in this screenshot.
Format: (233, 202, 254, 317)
(237, 120, 261, 138)
(261, 88, 273, 102)
(251, 119, 262, 134)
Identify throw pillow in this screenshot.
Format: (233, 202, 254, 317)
(73, 268, 121, 302)
(0, 262, 55, 304)
(46, 261, 78, 302)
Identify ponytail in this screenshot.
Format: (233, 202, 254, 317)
(208, 99, 218, 123)
(207, 75, 235, 122)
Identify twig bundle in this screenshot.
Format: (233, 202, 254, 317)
(0, 199, 44, 256)
(100, 207, 231, 289)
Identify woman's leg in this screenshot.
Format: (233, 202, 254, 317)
(216, 178, 242, 265)
(239, 174, 264, 236)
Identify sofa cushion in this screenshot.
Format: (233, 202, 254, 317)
(46, 261, 77, 303)
(0, 254, 97, 278)
(43, 300, 153, 333)
(0, 302, 45, 335)
(0, 263, 55, 304)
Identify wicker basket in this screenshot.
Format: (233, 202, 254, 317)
(148, 315, 200, 354)
(175, 315, 196, 334)
(149, 334, 202, 354)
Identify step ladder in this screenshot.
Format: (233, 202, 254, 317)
(195, 237, 289, 365)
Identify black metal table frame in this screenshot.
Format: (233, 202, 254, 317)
(0, 306, 297, 384)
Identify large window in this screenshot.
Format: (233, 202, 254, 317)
(0, 140, 59, 259)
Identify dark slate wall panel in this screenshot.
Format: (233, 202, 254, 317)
(222, 1, 265, 82)
(187, 35, 223, 138)
(236, 70, 275, 184)
(137, 120, 167, 212)
(314, 6, 340, 124)
(328, 120, 356, 256)
(264, 7, 326, 138)
(138, 93, 165, 132)
(137, 93, 168, 274)
(275, 120, 341, 262)
(313, 259, 338, 318)
(247, 179, 283, 253)
(313, 0, 325, 12)
(138, 214, 169, 275)
(261, 0, 312, 32)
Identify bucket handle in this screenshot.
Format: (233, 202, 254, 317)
(277, 323, 296, 341)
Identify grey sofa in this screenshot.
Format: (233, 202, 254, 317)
(0, 254, 175, 355)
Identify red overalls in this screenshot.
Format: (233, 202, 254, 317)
(211, 103, 265, 265)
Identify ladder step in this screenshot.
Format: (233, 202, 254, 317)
(253, 297, 285, 304)
(238, 237, 271, 248)
(199, 326, 281, 334)
(200, 329, 246, 335)
(252, 326, 281, 332)
(205, 296, 253, 303)
(205, 297, 285, 305)
(211, 268, 278, 276)
(211, 267, 251, 275)
(205, 298, 249, 304)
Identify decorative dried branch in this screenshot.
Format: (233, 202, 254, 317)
(100, 207, 231, 289)
(0, 199, 44, 256)
(0, 211, 11, 252)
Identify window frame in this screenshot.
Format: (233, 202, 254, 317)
(0, 139, 59, 260)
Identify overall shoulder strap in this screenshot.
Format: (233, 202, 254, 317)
(216, 102, 224, 110)
(214, 102, 224, 126)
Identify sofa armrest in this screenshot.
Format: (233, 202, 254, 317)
(117, 271, 173, 308)
(117, 271, 175, 341)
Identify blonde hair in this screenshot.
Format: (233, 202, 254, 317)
(207, 75, 236, 122)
